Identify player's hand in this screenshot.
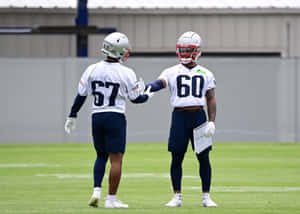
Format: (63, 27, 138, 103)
(143, 86, 154, 98)
(204, 121, 215, 137)
(64, 117, 76, 134)
(137, 77, 145, 94)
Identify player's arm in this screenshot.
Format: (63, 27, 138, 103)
(206, 88, 216, 122)
(68, 94, 87, 118)
(64, 94, 87, 134)
(130, 86, 154, 104)
(64, 66, 92, 134)
(131, 78, 167, 103)
(127, 74, 154, 104)
(131, 78, 166, 103)
(203, 88, 217, 137)
(130, 94, 148, 104)
(145, 79, 166, 92)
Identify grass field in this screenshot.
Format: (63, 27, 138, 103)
(0, 142, 300, 214)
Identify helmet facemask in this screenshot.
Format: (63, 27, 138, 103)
(176, 44, 201, 64)
(119, 47, 131, 63)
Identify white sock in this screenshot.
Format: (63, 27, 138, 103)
(174, 193, 182, 199)
(92, 187, 101, 198)
(107, 194, 116, 201)
(203, 192, 210, 200)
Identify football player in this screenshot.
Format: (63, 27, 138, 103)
(146, 31, 217, 207)
(64, 32, 153, 208)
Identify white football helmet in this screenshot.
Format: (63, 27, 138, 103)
(101, 32, 131, 63)
(176, 31, 202, 64)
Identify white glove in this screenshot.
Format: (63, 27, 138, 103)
(64, 117, 76, 134)
(143, 86, 154, 98)
(136, 77, 145, 94)
(204, 121, 216, 137)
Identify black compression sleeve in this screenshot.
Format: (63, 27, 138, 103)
(145, 80, 164, 92)
(130, 94, 149, 104)
(68, 94, 87, 117)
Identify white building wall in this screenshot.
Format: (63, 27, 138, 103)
(0, 57, 299, 143)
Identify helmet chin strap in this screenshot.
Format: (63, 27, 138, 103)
(106, 56, 119, 62)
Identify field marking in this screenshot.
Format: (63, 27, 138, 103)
(123, 173, 197, 178)
(185, 186, 300, 192)
(0, 208, 291, 214)
(35, 173, 198, 179)
(0, 207, 293, 214)
(0, 163, 60, 167)
(34, 174, 300, 193)
(36, 174, 91, 179)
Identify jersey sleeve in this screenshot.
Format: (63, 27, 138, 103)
(158, 69, 169, 87)
(207, 72, 216, 90)
(78, 64, 95, 96)
(126, 70, 140, 101)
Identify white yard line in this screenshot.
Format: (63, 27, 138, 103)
(0, 207, 292, 214)
(185, 186, 300, 192)
(35, 173, 198, 179)
(1, 209, 98, 214)
(34, 173, 300, 192)
(0, 163, 60, 167)
(36, 174, 91, 178)
(35, 173, 300, 192)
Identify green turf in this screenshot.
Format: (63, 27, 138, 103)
(0, 142, 300, 214)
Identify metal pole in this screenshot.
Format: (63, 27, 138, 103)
(76, 0, 88, 57)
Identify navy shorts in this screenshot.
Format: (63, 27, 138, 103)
(92, 112, 126, 154)
(168, 108, 211, 153)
